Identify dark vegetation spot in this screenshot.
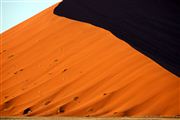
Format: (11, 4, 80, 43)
(3, 50, 7, 53)
(62, 69, 68, 73)
(4, 96, 8, 99)
(121, 111, 128, 116)
(23, 108, 32, 115)
(103, 93, 107, 96)
(88, 108, 93, 112)
(3, 101, 11, 110)
(19, 69, 24, 72)
(14, 71, 18, 75)
(73, 96, 79, 101)
(54, 59, 59, 62)
(44, 101, 51, 105)
(59, 106, 65, 113)
(114, 112, 118, 114)
(85, 115, 90, 117)
(8, 55, 14, 59)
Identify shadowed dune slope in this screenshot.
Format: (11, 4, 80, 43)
(0, 4, 179, 117)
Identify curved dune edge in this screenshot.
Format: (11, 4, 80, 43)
(0, 4, 179, 117)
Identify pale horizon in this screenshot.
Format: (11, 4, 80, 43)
(1, 0, 62, 33)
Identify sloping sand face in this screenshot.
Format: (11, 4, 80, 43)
(0, 4, 179, 117)
(1, 117, 179, 120)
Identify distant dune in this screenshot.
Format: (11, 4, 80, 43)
(0, 4, 179, 117)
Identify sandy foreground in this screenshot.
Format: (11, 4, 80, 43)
(0, 3, 179, 117)
(0, 117, 179, 120)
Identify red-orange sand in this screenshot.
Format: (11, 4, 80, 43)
(0, 4, 179, 117)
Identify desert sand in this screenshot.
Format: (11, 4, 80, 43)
(0, 4, 179, 117)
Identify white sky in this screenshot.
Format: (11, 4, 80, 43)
(1, 0, 62, 33)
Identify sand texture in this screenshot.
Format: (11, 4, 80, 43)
(0, 4, 179, 117)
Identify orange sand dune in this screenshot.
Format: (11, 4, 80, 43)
(0, 4, 179, 117)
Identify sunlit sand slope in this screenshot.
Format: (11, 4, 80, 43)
(0, 4, 179, 117)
